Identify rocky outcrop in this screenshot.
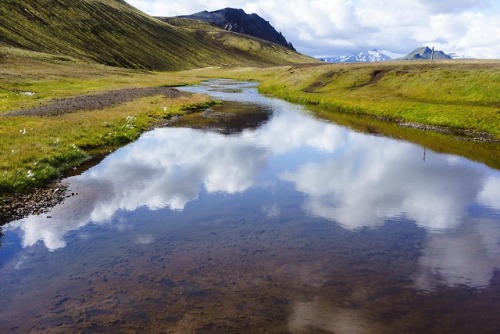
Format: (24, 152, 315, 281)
(404, 47, 452, 60)
(177, 8, 296, 51)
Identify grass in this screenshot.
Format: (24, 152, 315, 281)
(0, 0, 314, 70)
(185, 62, 500, 138)
(0, 46, 219, 194)
(0, 93, 215, 193)
(0, 46, 213, 114)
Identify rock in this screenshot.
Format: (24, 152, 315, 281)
(0, 181, 68, 224)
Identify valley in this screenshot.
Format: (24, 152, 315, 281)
(0, 1, 499, 332)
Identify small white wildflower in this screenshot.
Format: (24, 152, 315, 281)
(124, 116, 136, 129)
(20, 128, 27, 135)
(163, 107, 168, 111)
(21, 91, 36, 96)
(26, 170, 35, 178)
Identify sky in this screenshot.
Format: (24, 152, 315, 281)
(125, 0, 500, 59)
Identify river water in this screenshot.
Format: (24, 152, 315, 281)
(1, 80, 499, 333)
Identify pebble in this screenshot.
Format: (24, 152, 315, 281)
(0, 182, 68, 224)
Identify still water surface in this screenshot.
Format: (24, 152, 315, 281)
(1, 80, 499, 333)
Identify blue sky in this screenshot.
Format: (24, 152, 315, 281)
(125, 0, 500, 58)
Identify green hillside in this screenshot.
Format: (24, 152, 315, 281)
(0, 0, 313, 70)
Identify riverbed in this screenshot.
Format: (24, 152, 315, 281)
(0, 80, 499, 333)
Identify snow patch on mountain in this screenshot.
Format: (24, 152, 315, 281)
(448, 52, 475, 59)
(318, 49, 400, 63)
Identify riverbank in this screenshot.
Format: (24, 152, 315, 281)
(187, 60, 500, 140)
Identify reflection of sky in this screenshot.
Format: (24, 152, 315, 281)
(280, 139, 489, 230)
(9, 80, 500, 290)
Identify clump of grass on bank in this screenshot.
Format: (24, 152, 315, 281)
(0, 94, 215, 194)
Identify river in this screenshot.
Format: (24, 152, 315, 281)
(0, 80, 499, 333)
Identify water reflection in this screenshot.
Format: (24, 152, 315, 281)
(2, 79, 500, 333)
(12, 113, 499, 289)
(13, 129, 269, 250)
(280, 141, 498, 230)
(415, 218, 500, 289)
(289, 299, 378, 334)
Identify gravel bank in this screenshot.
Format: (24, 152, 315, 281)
(6, 87, 185, 116)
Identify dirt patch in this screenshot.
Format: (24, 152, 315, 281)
(352, 69, 388, 89)
(302, 70, 342, 93)
(5, 87, 186, 117)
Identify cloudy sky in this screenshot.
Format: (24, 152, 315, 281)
(125, 0, 500, 58)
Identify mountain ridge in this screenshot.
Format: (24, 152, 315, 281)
(319, 49, 394, 63)
(319, 47, 460, 63)
(404, 47, 452, 60)
(0, 0, 312, 70)
(174, 8, 296, 51)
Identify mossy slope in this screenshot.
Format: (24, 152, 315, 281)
(0, 0, 313, 70)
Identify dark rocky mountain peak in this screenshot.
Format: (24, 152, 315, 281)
(404, 46, 452, 60)
(177, 7, 295, 51)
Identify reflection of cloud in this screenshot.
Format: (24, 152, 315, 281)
(415, 219, 500, 290)
(14, 128, 269, 251)
(10, 81, 500, 293)
(277, 133, 500, 290)
(247, 110, 348, 154)
(262, 204, 280, 218)
(136, 234, 155, 245)
(289, 298, 379, 334)
(87, 129, 269, 216)
(281, 138, 488, 231)
(478, 175, 500, 211)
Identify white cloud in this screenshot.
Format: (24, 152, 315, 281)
(125, 0, 500, 58)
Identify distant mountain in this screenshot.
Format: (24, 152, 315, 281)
(319, 49, 396, 63)
(448, 52, 475, 59)
(404, 47, 452, 60)
(176, 8, 295, 51)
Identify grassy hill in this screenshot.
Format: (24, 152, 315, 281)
(0, 0, 313, 70)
